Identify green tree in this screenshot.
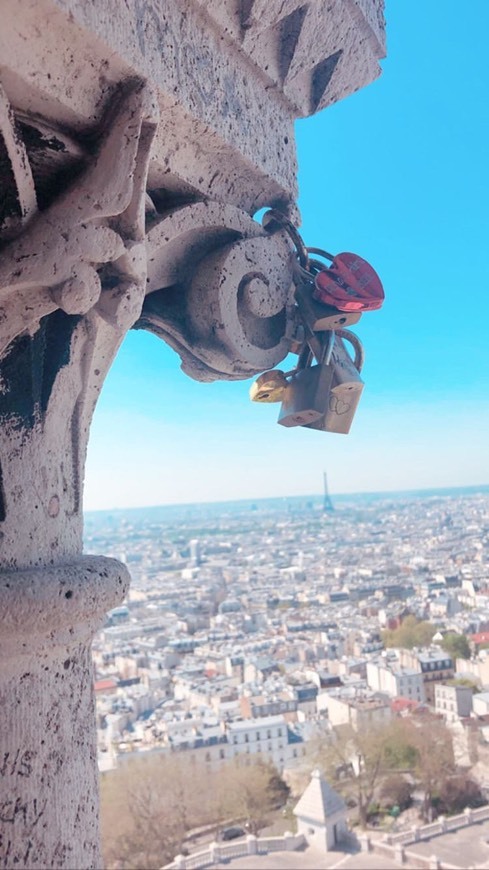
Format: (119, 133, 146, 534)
(402, 717, 455, 821)
(438, 776, 485, 814)
(441, 632, 471, 660)
(267, 769, 291, 809)
(382, 615, 436, 650)
(383, 727, 417, 770)
(100, 754, 202, 869)
(415, 621, 438, 647)
(317, 720, 415, 828)
(218, 758, 288, 834)
(380, 775, 413, 811)
(100, 753, 288, 868)
(447, 676, 479, 692)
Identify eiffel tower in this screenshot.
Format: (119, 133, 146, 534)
(323, 472, 334, 512)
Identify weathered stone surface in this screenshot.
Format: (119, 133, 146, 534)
(0, 80, 156, 570)
(0, 557, 130, 869)
(0, 0, 385, 214)
(140, 200, 296, 380)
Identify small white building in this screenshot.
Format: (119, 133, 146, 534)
(367, 658, 425, 704)
(319, 691, 391, 731)
(435, 683, 473, 723)
(293, 769, 348, 852)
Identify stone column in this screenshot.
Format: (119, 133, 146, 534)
(394, 843, 405, 865)
(0, 558, 129, 868)
(0, 81, 158, 868)
(247, 834, 258, 855)
(283, 831, 295, 852)
(360, 835, 372, 852)
(209, 841, 221, 863)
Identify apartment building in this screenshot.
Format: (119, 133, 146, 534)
(399, 648, 454, 704)
(435, 683, 473, 723)
(225, 714, 293, 768)
(319, 691, 391, 731)
(367, 658, 425, 704)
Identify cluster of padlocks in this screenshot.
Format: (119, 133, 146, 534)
(249, 210, 384, 434)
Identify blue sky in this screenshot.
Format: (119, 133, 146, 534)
(84, 0, 489, 510)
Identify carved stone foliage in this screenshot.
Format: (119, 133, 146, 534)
(0, 76, 295, 561)
(0, 77, 296, 398)
(0, 79, 160, 565)
(0, 78, 158, 448)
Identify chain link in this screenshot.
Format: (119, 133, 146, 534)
(262, 210, 338, 283)
(262, 209, 309, 268)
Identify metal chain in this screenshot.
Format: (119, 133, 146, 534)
(263, 210, 338, 281)
(262, 209, 309, 268)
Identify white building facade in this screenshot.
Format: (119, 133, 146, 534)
(435, 684, 473, 723)
(367, 658, 425, 703)
(225, 714, 292, 769)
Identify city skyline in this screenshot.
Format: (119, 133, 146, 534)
(83, 483, 489, 517)
(84, 1, 489, 511)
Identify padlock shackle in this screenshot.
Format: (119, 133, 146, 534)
(307, 247, 335, 263)
(292, 252, 335, 285)
(285, 329, 334, 378)
(321, 330, 335, 366)
(335, 329, 364, 372)
(296, 344, 313, 372)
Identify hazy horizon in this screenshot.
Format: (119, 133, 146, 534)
(84, 481, 489, 517)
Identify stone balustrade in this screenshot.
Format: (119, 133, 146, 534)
(165, 831, 305, 869)
(360, 803, 489, 870)
(386, 804, 489, 847)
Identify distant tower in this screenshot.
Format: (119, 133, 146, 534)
(189, 538, 201, 566)
(323, 472, 334, 512)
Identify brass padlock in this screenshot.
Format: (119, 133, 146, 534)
(306, 329, 364, 435)
(294, 273, 362, 332)
(278, 333, 334, 428)
(249, 370, 288, 403)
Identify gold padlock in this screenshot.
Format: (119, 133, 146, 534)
(249, 370, 288, 403)
(278, 334, 334, 428)
(306, 329, 364, 435)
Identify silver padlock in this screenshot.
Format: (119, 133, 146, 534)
(278, 333, 334, 428)
(294, 266, 362, 332)
(306, 329, 364, 435)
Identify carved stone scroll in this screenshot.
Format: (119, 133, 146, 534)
(138, 201, 295, 381)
